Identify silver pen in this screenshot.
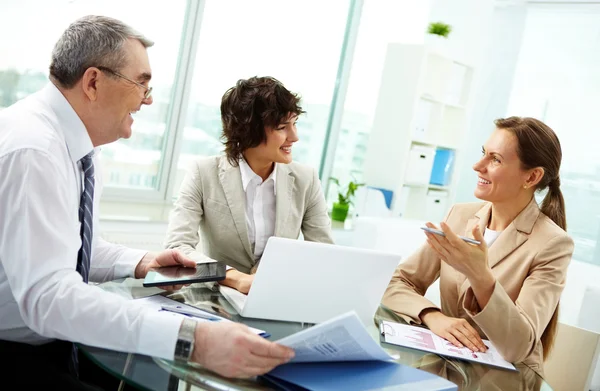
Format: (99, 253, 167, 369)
(160, 305, 223, 321)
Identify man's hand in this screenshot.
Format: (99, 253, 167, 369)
(220, 269, 255, 294)
(420, 309, 487, 353)
(192, 322, 294, 378)
(134, 249, 196, 290)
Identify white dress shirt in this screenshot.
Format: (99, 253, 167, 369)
(0, 83, 183, 359)
(484, 228, 502, 247)
(239, 158, 277, 260)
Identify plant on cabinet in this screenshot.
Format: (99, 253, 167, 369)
(329, 177, 364, 222)
(427, 22, 452, 38)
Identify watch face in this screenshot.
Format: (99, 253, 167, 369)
(175, 318, 196, 361)
(175, 339, 193, 361)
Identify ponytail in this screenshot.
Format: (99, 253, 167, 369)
(540, 178, 566, 230)
(539, 176, 566, 360)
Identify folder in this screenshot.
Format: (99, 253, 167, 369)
(262, 361, 457, 391)
(429, 148, 455, 186)
(259, 311, 457, 390)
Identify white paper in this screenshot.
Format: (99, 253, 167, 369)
(276, 311, 393, 363)
(133, 295, 267, 336)
(380, 321, 516, 371)
(134, 294, 187, 311)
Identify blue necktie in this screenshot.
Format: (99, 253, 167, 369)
(70, 152, 95, 375)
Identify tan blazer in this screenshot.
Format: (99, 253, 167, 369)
(164, 156, 334, 273)
(382, 198, 573, 376)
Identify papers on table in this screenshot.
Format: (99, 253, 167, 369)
(380, 320, 516, 371)
(276, 311, 393, 363)
(133, 295, 268, 337)
(265, 311, 458, 391)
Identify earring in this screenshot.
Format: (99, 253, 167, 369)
(523, 185, 528, 189)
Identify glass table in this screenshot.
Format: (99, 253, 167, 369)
(80, 279, 553, 391)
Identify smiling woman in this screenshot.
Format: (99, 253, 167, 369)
(382, 116, 573, 377)
(220, 77, 303, 172)
(164, 76, 334, 294)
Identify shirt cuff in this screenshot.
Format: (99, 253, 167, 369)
(115, 249, 148, 279)
(137, 309, 185, 360)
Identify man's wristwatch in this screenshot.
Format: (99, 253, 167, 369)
(174, 318, 197, 362)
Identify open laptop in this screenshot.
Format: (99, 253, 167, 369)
(219, 237, 401, 325)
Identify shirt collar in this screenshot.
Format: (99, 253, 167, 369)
(238, 158, 278, 195)
(42, 82, 94, 163)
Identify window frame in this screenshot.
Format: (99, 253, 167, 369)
(101, 0, 364, 205)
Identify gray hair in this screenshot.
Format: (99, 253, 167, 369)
(49, 15, 154, 88)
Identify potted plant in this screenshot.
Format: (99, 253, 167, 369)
(427, 22, 452, 38)
(329, 177, 365, 222)
(425, 21, 452, 55)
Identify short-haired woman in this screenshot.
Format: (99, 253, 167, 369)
(165, 76, 333, 293)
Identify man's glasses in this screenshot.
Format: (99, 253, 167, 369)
(97, 66, 152, 100)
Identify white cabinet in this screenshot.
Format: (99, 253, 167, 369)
(364, 43, 474, 221)
(404, 145, 436, 185)
(425, 190, 449, 223)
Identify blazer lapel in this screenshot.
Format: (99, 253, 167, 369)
(486, 224, 528, 269)
(464, 203, 491, 242)
(218, 157, 254, 261)
(274, 164, 294, 237)
(460, 198, 540, 293)
(486, 198, 539, 268)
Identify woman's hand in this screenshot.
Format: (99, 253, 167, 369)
(421, 309, 487, 352)
(424, 222, 489, 281)
(219, 269, 255, 294)
(235, 273, 254, 294)
(425, 221, 497, 310)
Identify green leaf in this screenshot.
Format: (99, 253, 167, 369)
(427, 22, 452, 38)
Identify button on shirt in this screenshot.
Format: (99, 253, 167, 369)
(238, 159, 277, 260)
(0, 83, 183, 359)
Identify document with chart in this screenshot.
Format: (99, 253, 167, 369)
(276, 311, 393, 363)
(380, 320, 516, 370)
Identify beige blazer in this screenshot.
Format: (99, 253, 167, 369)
(164, 156, 334, 273)
(381, 198, 573, 375)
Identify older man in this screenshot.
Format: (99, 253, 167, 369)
(0, 15, 293, 389)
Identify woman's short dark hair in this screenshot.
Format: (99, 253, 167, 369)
(220, 76, 305, 166)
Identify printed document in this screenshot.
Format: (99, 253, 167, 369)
(276, 311, 393, 363)
(380, 320, 515, 370)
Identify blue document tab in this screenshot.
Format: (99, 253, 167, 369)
(263, 361, 457, 391)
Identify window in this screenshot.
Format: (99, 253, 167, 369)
(172, 0, 352, 198)
(0, 1, 359, 207)
(507, 5, 600, 266)
(0, 0, 187, 193)
(326, 0, 431, 204)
